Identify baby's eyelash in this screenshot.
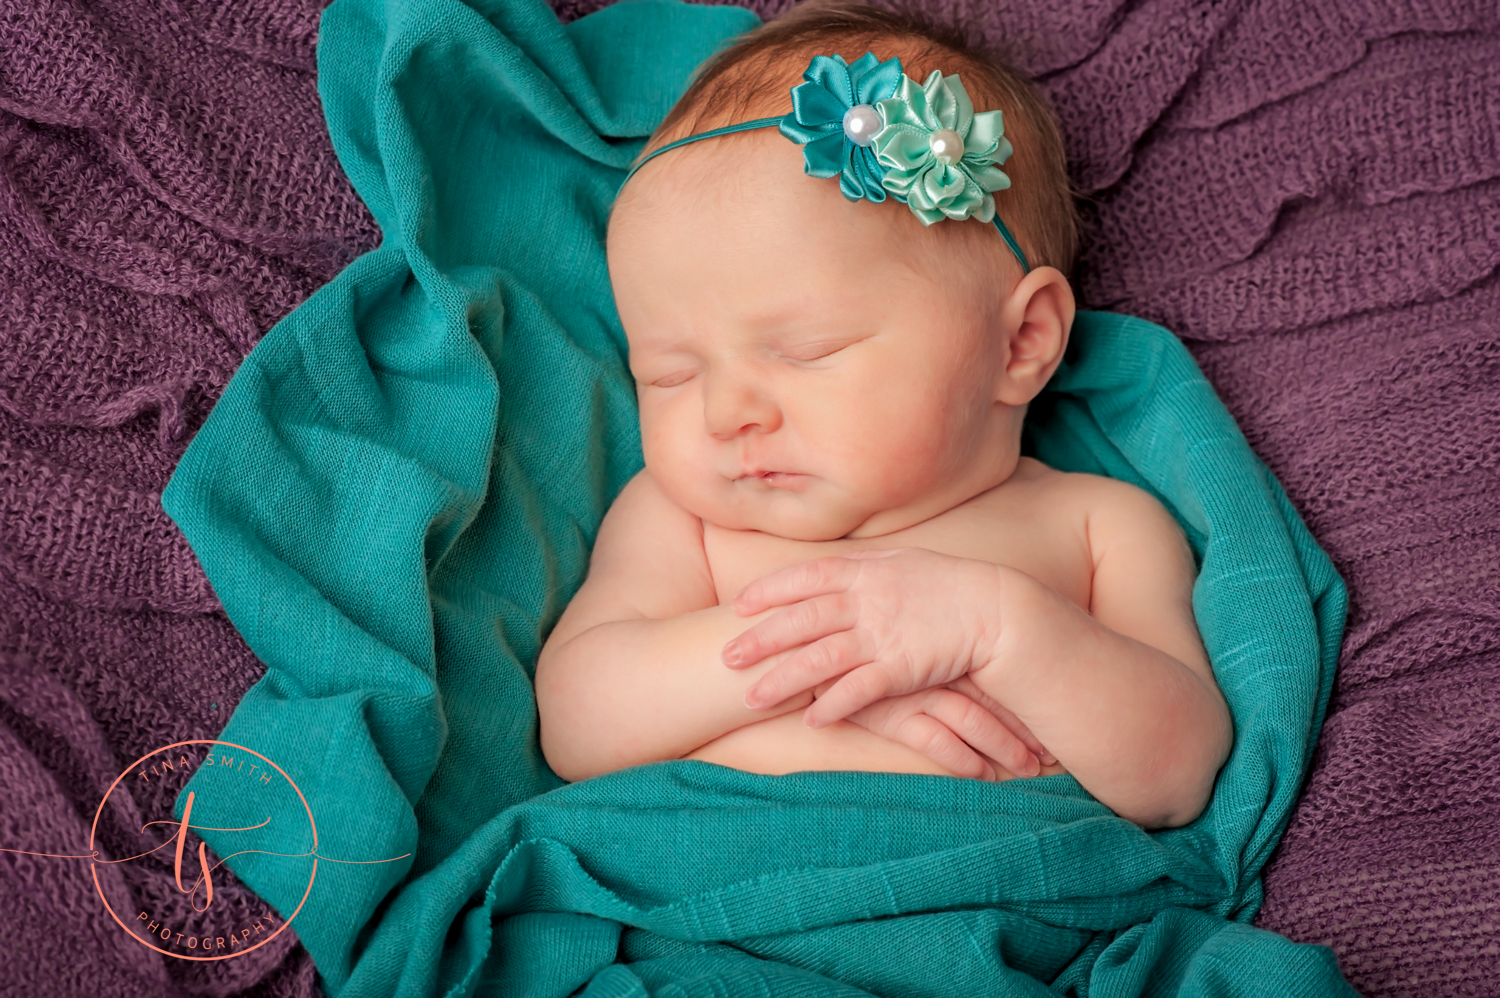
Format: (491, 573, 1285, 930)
(783, 341, 854, 362)
(649, 370, 696, 388)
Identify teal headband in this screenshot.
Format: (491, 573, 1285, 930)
(625, 52, 1031, 274)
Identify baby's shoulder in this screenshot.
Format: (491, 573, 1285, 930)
(593, 469, 709, 567)
(999, 458, 1182, 542)
(606, 468, 699, 528)
(570, 468, 717, 617)
(997, 456, 1147, 508)
(991, 461, 1194, 606)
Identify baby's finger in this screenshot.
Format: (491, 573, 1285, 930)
(743, 629, 872, 709)
(922, 689, 1040, 777)
(732, 556, 861, 615)
(802, 663, 896, 727)
(723, 592, 855, 669)
(980, 699, 1054, 767)
(945, 676, 1055, 765)
(885, 712, 994, 780)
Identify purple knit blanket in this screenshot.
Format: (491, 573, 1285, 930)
(1, 0, 1495, 994)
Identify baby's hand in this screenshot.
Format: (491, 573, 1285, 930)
(830, 679, 1051, 779)
(723, 549, 1009, 728)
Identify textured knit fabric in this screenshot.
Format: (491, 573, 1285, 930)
(152, 0, 1356, 992)
(1, 0, 1496, 994)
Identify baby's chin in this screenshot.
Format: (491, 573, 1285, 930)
(674, 479, 873, 541)
(717, 509, 863, 542)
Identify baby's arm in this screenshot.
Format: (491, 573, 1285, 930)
(969, 480, 1233, 826)
(535, 470, 814, 782)
(723, 478, 1232, 827)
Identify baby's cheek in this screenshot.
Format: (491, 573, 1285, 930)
(800, 364, 956, 492)
(839, 407, 954, 498)
(641, 409, 695, 481)
(640, 408, 731, 514)
(875, 436, 950, 497)
(640, 392, 701, 456)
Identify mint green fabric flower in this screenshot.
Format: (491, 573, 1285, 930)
(872, 71, 1013, 225)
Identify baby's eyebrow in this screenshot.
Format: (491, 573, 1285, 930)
(625, 336, 695, 356)
(627, 322, 736, 360)
(625, 291, 877, 355)
(759, 315, 881, 352)
(740, 292, 869, 332)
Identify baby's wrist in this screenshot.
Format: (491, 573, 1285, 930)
(970, 563, 1051, 680)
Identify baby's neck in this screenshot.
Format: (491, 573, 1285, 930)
(843, 446, 1024, 539)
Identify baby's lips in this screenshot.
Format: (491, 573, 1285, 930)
(728, 467, 813, 491)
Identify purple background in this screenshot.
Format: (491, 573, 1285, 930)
(1, 0, 1496, 994)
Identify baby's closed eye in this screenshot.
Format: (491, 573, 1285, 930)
(644, 369, 697, 388)
(775, 332, 874, 363)
(632, 355, 701, 388)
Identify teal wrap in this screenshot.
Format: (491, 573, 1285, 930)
(160, 0, 1355, 994)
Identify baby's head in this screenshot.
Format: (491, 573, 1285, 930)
(608, 0, 1079, 541)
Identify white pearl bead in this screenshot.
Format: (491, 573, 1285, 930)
(928, 128, 964, 164)
(842, 104, 882, 147)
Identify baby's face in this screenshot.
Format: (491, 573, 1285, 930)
(609, 131, 1026, 541)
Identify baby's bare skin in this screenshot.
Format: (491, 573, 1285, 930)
(684, 457, 1082, 778)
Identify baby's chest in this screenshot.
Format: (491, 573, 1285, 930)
(701, 507, 1093, 611)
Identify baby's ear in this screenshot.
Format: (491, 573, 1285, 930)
(995, 266, 1075, 405)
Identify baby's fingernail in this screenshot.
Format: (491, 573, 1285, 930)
(1023, 755, 1041, 777)
(743, 688, 762, 709)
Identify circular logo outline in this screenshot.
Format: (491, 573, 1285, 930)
(90, 739, 319, 961)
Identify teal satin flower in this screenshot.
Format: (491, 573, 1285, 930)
(778, 53, 904, 203)
(871, 71, 1013, 224)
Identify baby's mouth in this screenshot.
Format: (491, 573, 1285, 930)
(735, 470, 808, 490)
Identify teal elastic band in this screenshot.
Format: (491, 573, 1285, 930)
(989, 215, 1029, 273)
(621, 116, 1032, 275)
(624, 117, 783, 186)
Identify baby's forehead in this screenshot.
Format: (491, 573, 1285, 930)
(608, 141, 734, 231)
(617, 241, 1004, 372)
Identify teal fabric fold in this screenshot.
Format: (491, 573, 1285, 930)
(160, 0, 1354, 994)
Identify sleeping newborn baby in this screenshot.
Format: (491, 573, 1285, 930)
(536, 0, 1233, 828)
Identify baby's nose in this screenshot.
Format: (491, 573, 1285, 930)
(704, 375, 782, 439)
